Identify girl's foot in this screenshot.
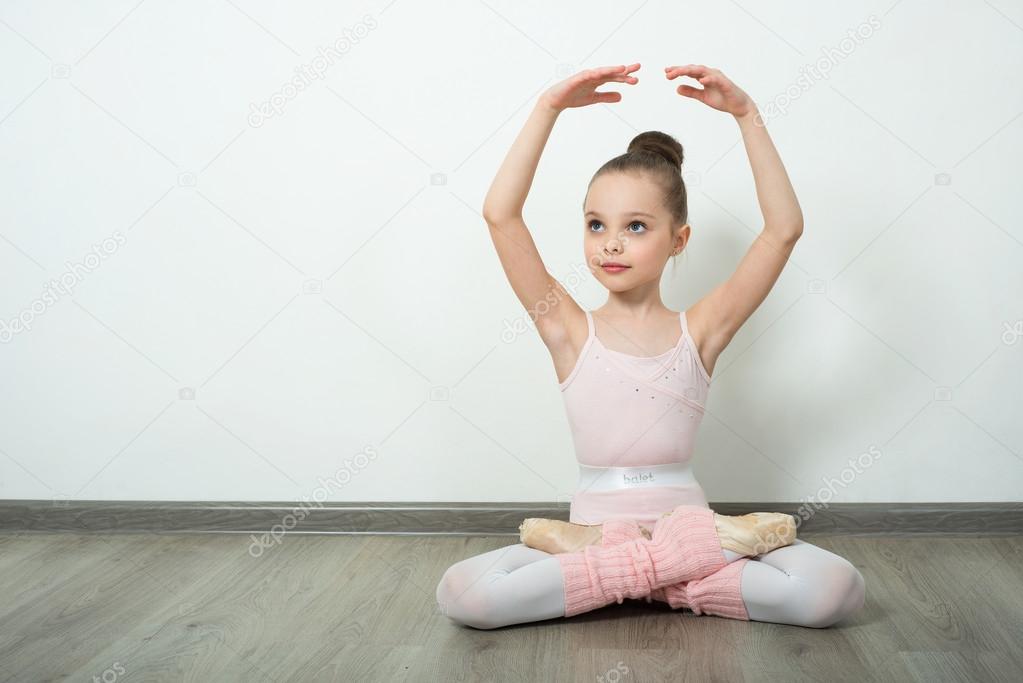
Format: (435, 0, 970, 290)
(521, 510, 797, 557)
(518, 517, 649, 554)
(658, 509, 797, 556)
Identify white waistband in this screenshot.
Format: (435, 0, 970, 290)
(577, 463, 698, 492)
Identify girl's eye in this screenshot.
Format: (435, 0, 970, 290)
(588, 220, 647, 233)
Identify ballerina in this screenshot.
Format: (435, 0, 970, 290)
(435, 62, 865, 630)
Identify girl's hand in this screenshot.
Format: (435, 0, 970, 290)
(665, 65, 754, 117)
(540, 63, 640, 113)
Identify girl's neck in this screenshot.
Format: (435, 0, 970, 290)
(598, 292, 670, 320)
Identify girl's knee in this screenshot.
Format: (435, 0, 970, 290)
(435, 565, 468, 620)
(435, 567, 455, 614)
(843, 563, 866, 617)
(435, 566, 501, 630)
(802, 561, 866, 628)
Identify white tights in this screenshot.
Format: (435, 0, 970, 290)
(435, 538, 865, 630)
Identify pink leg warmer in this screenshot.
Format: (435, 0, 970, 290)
(683, 558, 751, 620)
(601, 519, 671, 605)
(556, 505, 727, 617)
(600, 517, 751, 620)
(600, 517, 646, 547)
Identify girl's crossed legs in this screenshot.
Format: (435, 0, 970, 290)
(435, 537, 865, 630)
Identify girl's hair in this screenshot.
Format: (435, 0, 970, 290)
(588, 130, 688, 228)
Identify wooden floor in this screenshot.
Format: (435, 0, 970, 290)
(0, 532, 1021, 682)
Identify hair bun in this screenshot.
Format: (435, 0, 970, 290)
(627, 131, 684, 170)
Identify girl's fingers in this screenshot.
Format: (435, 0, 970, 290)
(588, 66, 626, 79)
(676, 84, 705, 100)
(609, 63, 640, 74)
(665, 64, 711, 79)
(587, 63, 641, 80)
(705, 75, 732, 91)
(576, 68, 615, 86)
(592, 91, 623, 104)
(586, 71, 639, 88)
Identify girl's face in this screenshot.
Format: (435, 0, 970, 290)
(583, 171, 687, 291)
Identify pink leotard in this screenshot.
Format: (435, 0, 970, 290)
(558, 309, 713, 530)
(437, 308, 867, 630)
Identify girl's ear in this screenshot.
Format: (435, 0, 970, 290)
(669, 223, 690, 256)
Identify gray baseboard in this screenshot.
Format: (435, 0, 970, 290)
(1, 500, 1021, 535)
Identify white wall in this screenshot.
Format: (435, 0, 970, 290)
(1, 1, 1021, 504)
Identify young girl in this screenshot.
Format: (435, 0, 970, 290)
(435, 63, 865, 630)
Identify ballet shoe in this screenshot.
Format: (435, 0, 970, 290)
(711, 511, 796, 556)
(523, 510, 795, 558)
(518, 518, 603, 554)
(600, 517, 651, 547)
(655, 508, 796, 555)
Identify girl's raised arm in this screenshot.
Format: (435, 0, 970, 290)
(666, 64, 804, 368)
(482, 65, 640, 344)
